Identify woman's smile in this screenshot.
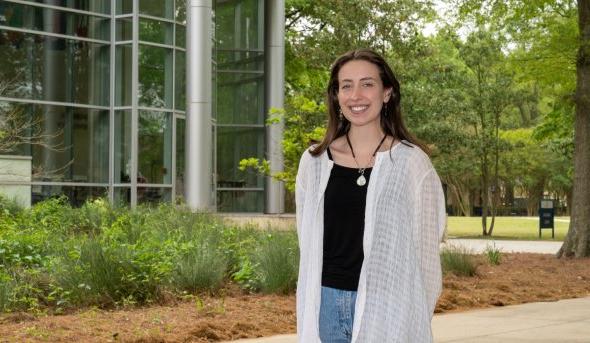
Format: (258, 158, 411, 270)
(349, 105, 370, 114)
(337, 60, 391, 127)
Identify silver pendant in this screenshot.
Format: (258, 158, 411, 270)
(356, 174, 366, 186)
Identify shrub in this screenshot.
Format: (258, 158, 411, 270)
(0, 197, 304, 313)
(53, 238, 161, 307)
(24, 196, 73, 234)
(220, 226, 260, 289)
(251, 231, 299, 294)
(0, 272, 12, 312)
(0, 195, 23, 216)
(4, 268, 53, 312)
(68, 198, 119, 235)
(484, 242, 502, 265)
(440, 245, 477, 277)
(173, 241, 227, 293)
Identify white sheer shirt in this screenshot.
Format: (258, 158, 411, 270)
(296, 141, 446, 343)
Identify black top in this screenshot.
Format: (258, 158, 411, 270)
(322, 148, 371, 291)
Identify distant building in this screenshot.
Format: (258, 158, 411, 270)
(0, 0, 285, 213)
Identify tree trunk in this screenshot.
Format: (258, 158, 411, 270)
(566, 189, 573, 216)
(488, 109, 501, 236)
(481, 152, 490, 235)
(448, 181, 471, 216)
(558, 0, 590, 258)
(505, 182, 515, 212)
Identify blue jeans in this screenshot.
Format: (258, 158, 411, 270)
(319, 286, 357, 343)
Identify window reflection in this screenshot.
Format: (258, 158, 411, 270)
(217, 72, 264, 125)
(138, 45, 173, 108)
(0, 3, 110, 40)
(138, 187, 171, 204)
(175, 118, 185, 200)
(139, 18, 173, 45)
(115, 45, 132, 106)
(0, 102, 108, 183)
(216, 126, 264, 188)
(139, 0, 173, 19)
(138, 111, 172, 184)
(32, 185, 108, 207)
(0, 30, 110, 105)
(116, 0, 133, 15)
(12, 104, 110, 183)
(114, 110, 132, 183)
(217, 190, 264, 212)
(175, 51, 186, 110)
(175, 24, 186, 48)
(216, 0, 262, 50)
(217, 51, 263, 71)
(175, 0, 186, 24)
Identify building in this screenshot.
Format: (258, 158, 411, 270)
(0, 0, 285, 213)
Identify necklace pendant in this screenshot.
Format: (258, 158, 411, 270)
(356, 174, 367, 186)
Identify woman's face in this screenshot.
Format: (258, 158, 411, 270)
(337, 60, 392, 129)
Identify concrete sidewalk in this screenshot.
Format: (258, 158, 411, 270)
(442, 238, 563, 254)
(224, 297, 590, 342)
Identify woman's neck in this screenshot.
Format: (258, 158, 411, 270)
(347, 124, 387, 156)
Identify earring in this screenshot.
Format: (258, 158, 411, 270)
(382, 103, 388, 116)
(338, 108, 344, 120)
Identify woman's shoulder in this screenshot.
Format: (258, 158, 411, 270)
(299, 144, 323, 166)
(395, 140, 435, 172)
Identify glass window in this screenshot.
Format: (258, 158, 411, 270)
(175, 24, 185, 48)
(175, 117, 185, 201)
(175, 51, 186, 110)
(138, 111, 172, 185)
(0, 101, 33, 156)
(115, 44, 132, 106)
(175, 0, 186, 24)
(24, 105, 110, 183)
(0, 102, 110, 183)
(14, 1, 110, 15)
(217, 50, 263, 72)
(138, 45, 173, 109)
(0, 3, 110, 41)
(138, 187, 172, 204)
(116, 17, 133, 41)
(0, 30, 109, 106)
(216, 126, 264, 188)
(216, 0, 262, 50)
(113, 187, 131, 206)
(114, 110, 131, 183)
(116, 0, 133, 15)
(139, 0, 173, 20)
(32, 185, 108, 207)
(139, 18, 173, 45)
(217, 190, 264, 212)
(212, 60, 217, 120)
(217, 72, 264, 125)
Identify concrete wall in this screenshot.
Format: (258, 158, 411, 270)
(220, 213, 295, 231)
(0, 155, 32, 208)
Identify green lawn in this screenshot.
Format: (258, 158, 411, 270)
(446, 216, 569, 241)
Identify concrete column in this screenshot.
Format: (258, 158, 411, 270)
(186, 0, 214, 210)
(264, 0, 285, 213)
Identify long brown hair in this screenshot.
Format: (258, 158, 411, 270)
(309, 48, 429, 156)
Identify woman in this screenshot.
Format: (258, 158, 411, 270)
(295, 49, 446, 343)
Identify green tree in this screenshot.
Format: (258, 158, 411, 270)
(561, 0, 590, 257)
(455, 0, 589, 255)
(459, 30, 514, 235)
(398, 31, 479, 216)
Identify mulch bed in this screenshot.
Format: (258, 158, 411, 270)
(1, 253, 589, 342)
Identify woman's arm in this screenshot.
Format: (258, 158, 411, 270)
(414, 168, 447, 316)
(295, 151, 309, 240)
